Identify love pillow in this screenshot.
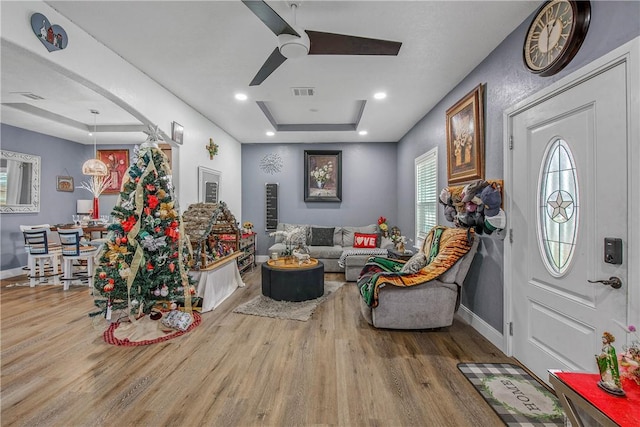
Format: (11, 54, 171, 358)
(353, 233, 377, 248)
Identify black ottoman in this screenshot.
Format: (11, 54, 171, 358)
(261, 261, 324, 302)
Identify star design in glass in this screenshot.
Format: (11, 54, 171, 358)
(547, 191, 574, 223)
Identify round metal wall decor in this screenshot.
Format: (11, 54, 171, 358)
(260, 153, 283, 175)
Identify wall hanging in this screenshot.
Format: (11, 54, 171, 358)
(97, 149, 129, 194)
(171, 121, 184, 145)
(31, 13, 68, 52)
(260, 153, 283, 175)
(206, 138, 219, 160)
(56, 176, 74, 192)
(304, 150, 342, 202)
(446, 84, 485, 184)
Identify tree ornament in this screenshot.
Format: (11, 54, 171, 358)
(131, 299, 139, 307)
(153, 287, 161, 296)
(121, 236, 127, 244)
(103, 283, 114, 292)
(160, 285, 169, 297)
(169, 262, 175, 273)
(99, 271, 107, 279)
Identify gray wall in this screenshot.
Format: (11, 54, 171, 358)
(242, 143, 397, 255)
(0, 124, 131, 270)
(396, 1, 640, 332)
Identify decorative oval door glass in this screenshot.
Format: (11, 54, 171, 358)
(537, 138, 579, 276)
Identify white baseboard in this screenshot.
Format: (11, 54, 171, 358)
(458, 304, 505, 353)
(1, 267, 26, 280)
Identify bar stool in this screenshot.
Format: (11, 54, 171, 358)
(21, 227, 61, 286)
(57, 228, 99, 293)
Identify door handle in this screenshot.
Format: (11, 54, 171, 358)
(587, 277, 622, 289)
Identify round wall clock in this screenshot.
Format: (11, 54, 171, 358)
(523, 0, 591, 77)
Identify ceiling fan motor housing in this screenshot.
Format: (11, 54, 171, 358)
(278, 32, 309, 59)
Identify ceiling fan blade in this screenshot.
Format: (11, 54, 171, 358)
(242, 0, 299, 37)
(306, 31, 401, 55)
(250, 47, 287, 86)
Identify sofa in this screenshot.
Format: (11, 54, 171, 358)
(358, 226, 479, 329)
(267, 223, 391, 281)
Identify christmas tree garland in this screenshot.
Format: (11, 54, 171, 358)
(91, 129, 196, 324)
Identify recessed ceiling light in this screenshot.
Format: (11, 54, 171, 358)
(235, 93, 248, 101)
(373, 92, 387, 100)
(358, 130, 368, 136)
(266, 131, 275, 136)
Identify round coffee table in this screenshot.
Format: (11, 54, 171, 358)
(261, 259, 324, 302)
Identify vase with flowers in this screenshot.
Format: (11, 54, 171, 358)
(378, 216, 389, 238)
(242, 221, 254, 235)
(310, 162, 333, 189)
(77, 175, 113, 220)
(619, 323, 640, 385)
(269, 226, 306, 259)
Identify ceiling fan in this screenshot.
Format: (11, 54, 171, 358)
(242, 0, 402, 86)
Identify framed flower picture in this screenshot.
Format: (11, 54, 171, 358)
(97, 149, 129, 194)
(304, 150, 342, 202)
(446, 84, 485, 184)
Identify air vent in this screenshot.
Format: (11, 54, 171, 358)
(11, 92, 45, 100)
(291, 87, 315, 97)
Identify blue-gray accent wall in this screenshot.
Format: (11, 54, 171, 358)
(396, 1, 640, 333)
(241, 143, 397, 255)
(0, 123, 131, 270)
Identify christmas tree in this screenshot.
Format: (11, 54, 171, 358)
(92, 126, 195, 321)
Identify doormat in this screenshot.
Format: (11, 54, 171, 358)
(457, 363, 565, 426)
(233, 281, 345, 321)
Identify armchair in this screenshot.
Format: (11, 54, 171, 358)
(358, 226, 478, 329)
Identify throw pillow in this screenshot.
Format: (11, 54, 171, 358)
(400, 251, 428, 274)
(309, 227, 335, 246)
(353, 232, 377, 248)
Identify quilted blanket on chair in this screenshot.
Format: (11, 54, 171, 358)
(358, 226, 474, 307)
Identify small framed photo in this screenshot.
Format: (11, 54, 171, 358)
(446, 84, 485, 184)
(304, 150, 342, 202)
(56, 175, 74, 192)
(172, 121, 184, 145)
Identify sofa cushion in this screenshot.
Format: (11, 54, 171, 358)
(400, 251, 428, 274)
(309, 227, 335, 246)
(343, 224, 377, 247)
(275, 223, 308, 245)
(353, 232, 377, 248)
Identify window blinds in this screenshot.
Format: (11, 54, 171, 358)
(415, 148, 438, 242)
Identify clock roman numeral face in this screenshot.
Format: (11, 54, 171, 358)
(524, 0, 575, 72)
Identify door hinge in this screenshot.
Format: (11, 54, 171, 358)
(509, 136, 514, 150)
(509, 322, 513, 336)
(509, 228, 513, 244)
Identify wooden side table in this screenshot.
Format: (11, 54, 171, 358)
(549, 370, 639, 427)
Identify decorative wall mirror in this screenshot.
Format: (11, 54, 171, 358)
(198, 166, 221, 204)
(0, 150, 41, 213)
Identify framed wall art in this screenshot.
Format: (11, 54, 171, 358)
(304, 150, 342, 202)
(198, 166, 221, 203)
(97, 149, 129, 194)
(171, 121, 184, 145)
(445, 84, 485, 184)
(56, 175, 73, 192)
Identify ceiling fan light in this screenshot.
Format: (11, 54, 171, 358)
(278, 33, 309, 59)
(82, 158, 108, 176)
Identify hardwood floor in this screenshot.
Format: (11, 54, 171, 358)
(1, 268, 514, 426)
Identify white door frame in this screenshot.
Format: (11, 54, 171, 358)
(503, 37, 640, 356)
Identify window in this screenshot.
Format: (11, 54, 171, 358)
(537, 138, 579, 276)
(415, 147, 438, 242)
